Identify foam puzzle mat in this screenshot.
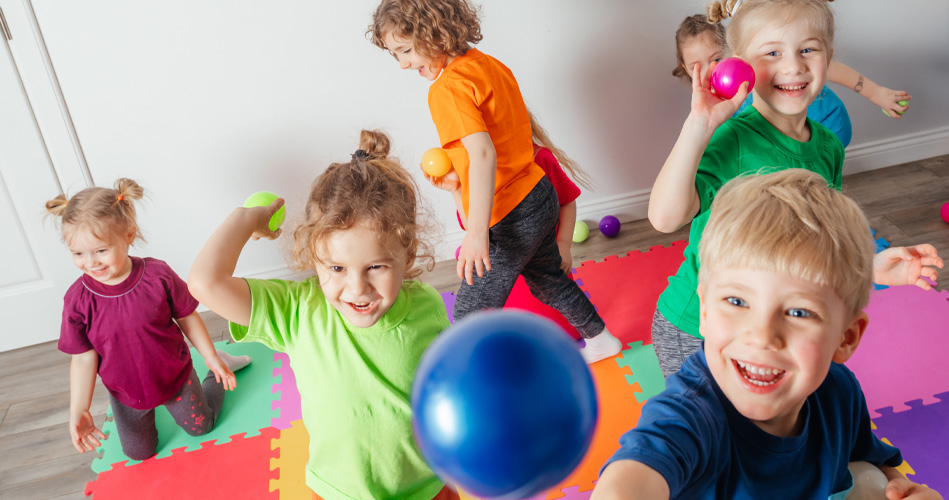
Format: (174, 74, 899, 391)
(84, 241, 949, 498)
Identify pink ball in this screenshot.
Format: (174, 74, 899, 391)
(710, 57, 755, 100)
(941, 202, 949, 224)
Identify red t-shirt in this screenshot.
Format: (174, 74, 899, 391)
(456, 145, 581, 229)
(59, 257, 196, 410)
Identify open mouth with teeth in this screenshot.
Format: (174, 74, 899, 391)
(734, 359, 786, 389)
(774, 82, 808, 96)
(347, 301, 376, 313)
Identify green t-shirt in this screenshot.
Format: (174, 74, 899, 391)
(656, 106, 844, 338)
(230, 278, 450, 500)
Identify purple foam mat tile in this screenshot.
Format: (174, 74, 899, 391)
(441, 291, 456, 324)
(872, 392, 949, 492)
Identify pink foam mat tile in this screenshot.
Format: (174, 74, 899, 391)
(845, 286, 949, 417)
(272, 353, 302, 430)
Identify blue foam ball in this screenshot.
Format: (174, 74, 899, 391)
(412, 310, 597, 499)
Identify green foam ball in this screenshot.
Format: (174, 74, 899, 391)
(243, 191, 285, 231)
(573, 220, 589, 243)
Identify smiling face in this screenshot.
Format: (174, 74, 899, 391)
(382, 31, 448, 81)
(742, 16, 831, 135)
(315, 223, 409, 328)
(67, 226, 135, 286)
(681, 31, 726, 83)
(699, 267, 866, 437)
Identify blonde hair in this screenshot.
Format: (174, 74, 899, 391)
(527, 110, 593, 191)
(673, 14, 728, 84)
(699, 169, 874, 317)
(368, 0, 482, 60)
(707, 0, 835, 59)
(45, 178, 146, 246)
(291, 130, 434, 279)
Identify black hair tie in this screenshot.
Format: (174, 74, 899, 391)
(352, 149, 369, 161)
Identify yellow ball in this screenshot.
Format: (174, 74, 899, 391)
(421, 148, 452, 177)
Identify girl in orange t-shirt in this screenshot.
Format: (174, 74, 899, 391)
(369, 0, 621, 363)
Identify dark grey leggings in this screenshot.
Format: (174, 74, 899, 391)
(109, 368, 224, 460)
(652, 310, 704, 377)
(453, 177, 606, 338)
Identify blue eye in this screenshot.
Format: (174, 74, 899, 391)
(766, 51, 780, 57)
(801, 48, 815, 54)
(368, 264, 385, 270)
(787, 308, 812, 318)
(726, 297, 748, 307)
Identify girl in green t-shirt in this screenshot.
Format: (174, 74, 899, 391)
(190, 130, 459, 500)
(649, 0, 943, 377)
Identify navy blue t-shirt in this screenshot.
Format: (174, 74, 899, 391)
(602, 349, 901, 499)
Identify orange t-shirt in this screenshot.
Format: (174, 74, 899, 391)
(428, 48, 545, 227)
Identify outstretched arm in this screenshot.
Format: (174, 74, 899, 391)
(881, 465, 943, 499)
(591, 460, 671, 500)
(828, 61, 911, 119)
(188, 199, 283, 326)
(873, 244, 943, 290)
(69, 349, 106, 453)
(649, 62, 748, 233)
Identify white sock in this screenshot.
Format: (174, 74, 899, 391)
(217, 350, 252, 372)
(579, 328, 623, 364)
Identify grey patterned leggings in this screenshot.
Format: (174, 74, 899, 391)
(652, 310, 704, 377)
(109, 368, 224, 460)
(453, 177, 606, 339)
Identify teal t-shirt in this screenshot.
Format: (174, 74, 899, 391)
(656, 106, 844, 337)
(230, 278, 450, 500)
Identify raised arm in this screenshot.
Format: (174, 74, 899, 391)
(188, 199, 283, 326)
(591, 460, 671, 500)
(827, 60, 911, 119)
(648, 62, 747, 233)
(457, 131, 496, 285)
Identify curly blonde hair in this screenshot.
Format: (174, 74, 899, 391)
(368, 0, 482, 59)
(45, 178, 146, 246)
(291, 130, 435, 279)
(707, 0, 835, 59)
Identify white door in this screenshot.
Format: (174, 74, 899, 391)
(0, 10, 83, 352)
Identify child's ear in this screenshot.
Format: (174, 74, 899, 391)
(832, 311, 868, 363)
(697, 285, 708, 336)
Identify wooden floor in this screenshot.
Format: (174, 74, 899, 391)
(0, 155, 945, 499)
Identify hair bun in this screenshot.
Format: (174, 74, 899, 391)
(358, 129, 391, 160)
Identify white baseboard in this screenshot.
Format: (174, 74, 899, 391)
(843, 126, 949, 175)
(258, 126, 949, 268)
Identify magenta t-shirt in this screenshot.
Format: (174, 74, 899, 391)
(59, 257, 196, 410)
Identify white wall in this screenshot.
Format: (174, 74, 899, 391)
(12, 0, 949, 287)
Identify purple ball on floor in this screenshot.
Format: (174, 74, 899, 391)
(599, 215, 621, 238)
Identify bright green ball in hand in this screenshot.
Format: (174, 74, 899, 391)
(883, 100, 909, 117)
(573, 220, 589, 243)
(243, 191, 285, 231)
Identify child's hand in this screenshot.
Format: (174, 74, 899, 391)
(689, 61, 750, 134)
(69, 410, 106, 453)
(874, 87, 912, 119)
(457, 230, 491, 285)
(205, 353, 238, 391)
(885, 476, 943, 499)
(423, 169, 461, 193)
(558, 241, 573, 274)
(247, 198, 284, 241)
(873, 244, 943, 290)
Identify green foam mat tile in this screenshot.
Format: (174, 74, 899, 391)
(91, 341, 279, 473)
